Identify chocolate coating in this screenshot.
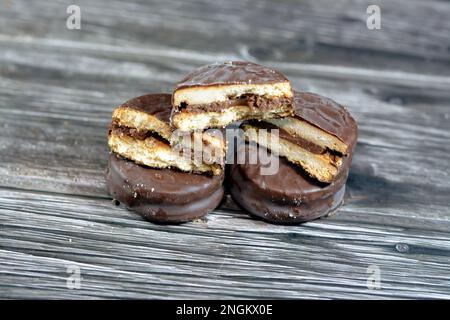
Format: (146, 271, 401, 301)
(229, 144, 351, 223)
(175, 61, 290, 89)
(106, 153, 224, 223)
(121, 94, 172, 123)
(293, 92, 358, 148)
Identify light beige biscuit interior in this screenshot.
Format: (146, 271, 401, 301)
(173, 82, 293, 106)
(267, 117, 348, 155)
(112, 106, 172, 141)
(108, 132, 222, 176)
(242, 124, 343, 183)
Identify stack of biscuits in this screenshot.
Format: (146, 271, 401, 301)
(106, 61, 358, 224)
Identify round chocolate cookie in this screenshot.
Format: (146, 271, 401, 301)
(175, 61, 290, 89)
(229, 143, 350, 224)
(293, 92, 358, 151)
(106, 153, 224, 223)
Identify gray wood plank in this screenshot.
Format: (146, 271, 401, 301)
(1, 0, 450, 75)
(1, 188, 450, 299)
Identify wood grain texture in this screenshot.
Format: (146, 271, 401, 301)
(1, 188, 450, 299)
(0, 0, 449, 299)
(2, 0, 450, 75)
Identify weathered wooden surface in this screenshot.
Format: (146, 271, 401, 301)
(0, 0, 449, 299)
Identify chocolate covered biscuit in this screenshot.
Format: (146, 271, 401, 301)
(171, 61, 294, 131)
(229, 143, 350, 223)
(241, 92, 357, 183)
(108, 94, 225, 175)
(107, 153, 224, 223)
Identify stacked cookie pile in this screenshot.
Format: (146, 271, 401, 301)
(106, 61, 358, 224)
(106, 94, 225, 223)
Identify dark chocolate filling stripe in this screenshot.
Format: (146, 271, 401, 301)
(109, 123, 169, 143)
(177, 95, 292, 113)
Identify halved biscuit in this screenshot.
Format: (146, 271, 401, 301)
(172, 61, 294, 131)
(241, 92, 358, 183)
(108, 130, 222, 175)
(242, 123, 342, 183)
(267, 92, 358, 155)
(112, 94, 173, 142)
(109, 93, 224, 175)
